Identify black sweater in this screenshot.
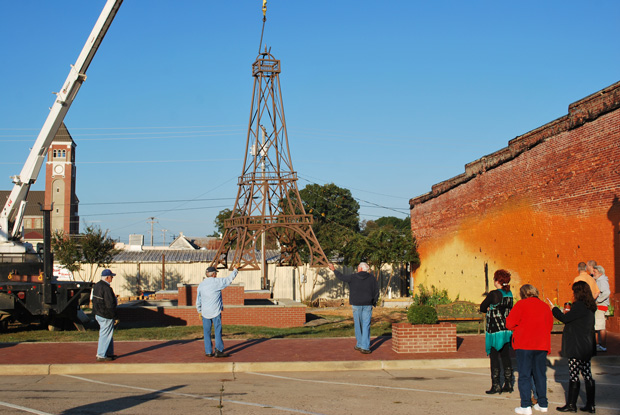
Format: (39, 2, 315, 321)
(552, 301, 596, 361)
(92, 280, 117, 319)
(334, 270, 379, 306)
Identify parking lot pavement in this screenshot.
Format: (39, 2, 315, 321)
(1, 362, 619, 415)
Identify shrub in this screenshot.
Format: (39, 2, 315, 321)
(407, 305, 438, 325)
(412, 284, 454, 307)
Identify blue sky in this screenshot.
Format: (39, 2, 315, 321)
(1, 1, 619, 245)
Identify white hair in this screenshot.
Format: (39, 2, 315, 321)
(594, 265, 605, 275)
(358, 262, 370, 272)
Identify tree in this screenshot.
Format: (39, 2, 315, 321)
(51, 231, 81, 275)
(298, 183, 360, 259)
(374, 216, 410, 230)
(212, 208, 242, 236)
(343, 216, 419, 296)
(362, 216, 410, 234)
(52, 225, 119, 282)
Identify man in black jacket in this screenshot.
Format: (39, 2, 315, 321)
(92, 269, 117, 362)
(328, 262, 379, 354)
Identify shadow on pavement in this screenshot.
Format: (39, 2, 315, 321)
(117, 339, 196, 359)
(60, 384, 187, 415)
(225, 338, 269, 354)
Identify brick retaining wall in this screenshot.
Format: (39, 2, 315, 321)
(117, 303, 306, 328)
(177, 284, 270, 306)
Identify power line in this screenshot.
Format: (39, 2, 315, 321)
(79, 204, 233, 217)
(77, 158, 242, 164)
(80, 197, 236, 206)
(298, 173, 408, 201)
(297, 175, 409, 216)
(0, 124, 244, 131)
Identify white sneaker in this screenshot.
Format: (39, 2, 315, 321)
(515, 407, 532, 415)
(596, 344, 607, 352)
(533, 404, 548, 413)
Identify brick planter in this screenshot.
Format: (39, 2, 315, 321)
(391, 322, 457, 353)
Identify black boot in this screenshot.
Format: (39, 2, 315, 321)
(486, 368, 502, 394)
(502, 368, 514, 393)
(557, 380, 580, 412)
(580, 379, 595, 413)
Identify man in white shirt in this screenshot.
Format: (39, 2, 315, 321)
(593, 265, 611, 352)
(197, 266, 238, 357)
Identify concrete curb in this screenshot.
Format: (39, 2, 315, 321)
(2, 356, 619, 376)
(0, 358, 490, 376)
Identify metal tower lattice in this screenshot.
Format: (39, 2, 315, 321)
(212, 50, 328, 271)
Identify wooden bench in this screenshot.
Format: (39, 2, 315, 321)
(435, 301, 485, 334)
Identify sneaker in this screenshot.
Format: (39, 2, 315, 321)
(354, 346, 361, 351)
(360, 349, 372, 354)
(214, 350, 230, 358)
(533, 404, 548, 413)
(515, 407, 532, 415)
(96, 356, 113, 362)
(205, 353, 214, 357)
(596, 344, 607, 352)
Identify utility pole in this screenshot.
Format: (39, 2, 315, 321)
(147, 217, 157, 247)
(260, 125, 267, 289)
(161, 229, 168, 246)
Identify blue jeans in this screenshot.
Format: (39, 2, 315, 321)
(202, 315, 224, 354)
(95, 315, 114, 357)
(516, 349, 548, 408)
(352, 305, 373, 351)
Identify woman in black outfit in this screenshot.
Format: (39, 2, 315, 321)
(549, 281, 597, 413)
(480, 269, 514, 394)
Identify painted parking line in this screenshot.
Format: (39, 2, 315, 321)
(437, 368, 620, 387)
(247, 371, 512, 400)
(62, 374, 328, 415)
(438, 368, 488, 376)
(246, 371, 620, 412)
(0, 401, 54, 415)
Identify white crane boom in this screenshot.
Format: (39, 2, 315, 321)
(0, 0, 123, 251)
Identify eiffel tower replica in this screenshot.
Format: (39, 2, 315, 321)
(211, 48, 328, 273)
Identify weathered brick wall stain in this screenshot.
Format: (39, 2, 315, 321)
(410, 81, 620, 306)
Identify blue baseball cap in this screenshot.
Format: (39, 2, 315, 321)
(101, 269, 116, 277)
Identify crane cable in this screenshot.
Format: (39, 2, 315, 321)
(258, 0, 267, 53)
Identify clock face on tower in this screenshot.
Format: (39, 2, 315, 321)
(53, 164, 65, 176)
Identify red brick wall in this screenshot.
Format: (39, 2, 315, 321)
(392, 322, 457, 353)
(177, 285, 194, 306)
(151, 292, 178, 301)
(178, 284, 245, 306)
(222, 285, 245, 306)
(409, 81, 620, 315)
(244, 291, 272, 300)
(608, 293, 620, 333)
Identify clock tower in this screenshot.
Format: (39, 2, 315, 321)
(45, 123, 79, 235)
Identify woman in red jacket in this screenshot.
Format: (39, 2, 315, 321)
(506, 284, 554, 415)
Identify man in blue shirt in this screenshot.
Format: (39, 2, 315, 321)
(197, 266, 238, 357)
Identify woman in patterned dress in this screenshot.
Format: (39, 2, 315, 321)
(550, 281, 597, 413)
(480, 269, 514, 394)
